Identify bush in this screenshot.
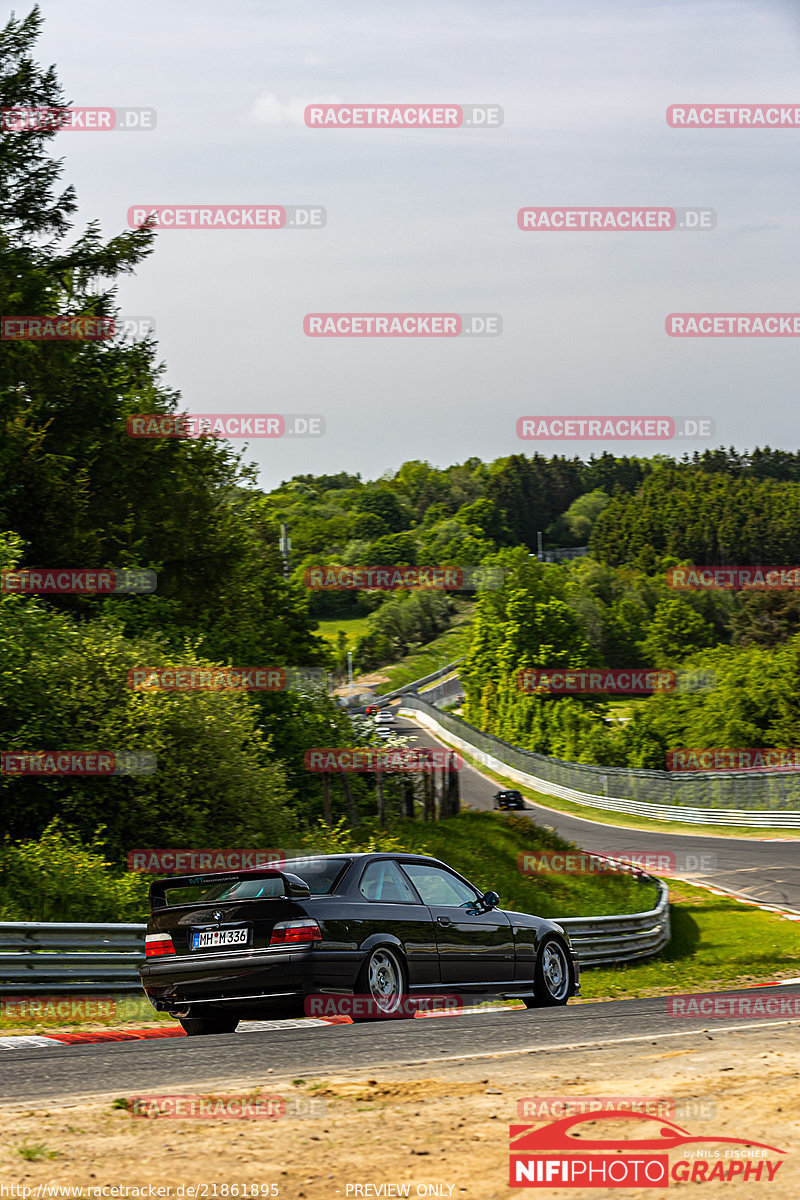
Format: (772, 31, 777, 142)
(0, 823, 151, 922)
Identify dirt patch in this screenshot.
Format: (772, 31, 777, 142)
(1, 1026, 798, 1197)
(332, 672, 391, 696)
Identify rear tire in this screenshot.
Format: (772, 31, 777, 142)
(178, 1013, 240, 1036)
(525, 935, 573, 1007)
(352, 946, 411, 1020)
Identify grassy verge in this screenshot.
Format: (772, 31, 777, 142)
(580, 878, 800, 1000)
(422, 728, 800, 840)
(3, 814, 796, 1033)
(390, 810, 659, 919)
(375, 604, 475, 693)
(314, 615, 373, 647)
(0, 994, 173, 1036)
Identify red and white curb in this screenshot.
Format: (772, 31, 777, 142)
(3, 884, 797, 1051)
(0, 1004, 524, 1049)
(668, 874, 800, 921)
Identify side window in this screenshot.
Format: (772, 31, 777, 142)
(359, 860, 420, 904)
(400, 864, 479, 907)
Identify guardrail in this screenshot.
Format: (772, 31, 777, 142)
(0, 880, 671, 993)
(376, 658, 464, 704)
(0, 922, 146, 992)
(401, 694, 800, 827)
(558, 878, 671, 966)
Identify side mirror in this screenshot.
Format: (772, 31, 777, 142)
(483, 891, 500, 910)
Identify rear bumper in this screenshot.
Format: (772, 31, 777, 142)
(139, 947, 360, 1012)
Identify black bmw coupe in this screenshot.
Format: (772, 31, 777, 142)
(139, 852, 580, 1034)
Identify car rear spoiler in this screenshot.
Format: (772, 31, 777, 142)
(149, 868, 312, 910)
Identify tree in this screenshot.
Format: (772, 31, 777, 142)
(639, 597, 714, 667)
(0, 7, 324, 669)
(0, 588, 295, 856)
(560, 489, 609, 543)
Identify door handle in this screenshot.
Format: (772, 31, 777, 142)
(437, 916, 452, 927)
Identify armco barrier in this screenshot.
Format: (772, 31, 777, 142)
(376, 658, 464, 704)
(0, 922, 146, 992)
(400, 694, 800, 827)
(0, 879, 670, 993)
(558, 878, 670, 966)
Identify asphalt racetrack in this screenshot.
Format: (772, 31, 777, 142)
(400, 711, 800, 911)
(2, 984, 799, 1104)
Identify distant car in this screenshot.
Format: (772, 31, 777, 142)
(374, 709, 396, 725)
(494, 789, 525, 810)
(138, 852, 580, 1035)
(365, 705, 379, 716)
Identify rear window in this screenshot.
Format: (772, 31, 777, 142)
(281, 857, 351, 894)
(154, 858, 352, 907)
(199, 858, 349, 902)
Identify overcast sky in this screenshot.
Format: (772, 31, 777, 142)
(31, 0, 800, 488)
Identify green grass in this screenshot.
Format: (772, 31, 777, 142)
(582, 878, 800, 999)
(396, 813, 800, 998)
(17, 1145, 60, 1161)
(2, 816, 796, 1029)
(314, 615, 373, 648)
(0, 994, 173, 1034)
(391, 810, 659, 919)
(375, 607, 475, 693)
(315, 602, 475, 691)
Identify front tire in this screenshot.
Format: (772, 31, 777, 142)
(524, 936, 574, 1008)
(179, 1013, 240, 1036)
(352, 946, 410, 1020)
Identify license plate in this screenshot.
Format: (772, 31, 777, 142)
(192, 927, 250, 951)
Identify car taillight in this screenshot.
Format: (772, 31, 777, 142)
(270, 919, 322, 946)
(145, 933, 176, 957)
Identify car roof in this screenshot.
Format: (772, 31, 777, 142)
(283, 851, 442, 865)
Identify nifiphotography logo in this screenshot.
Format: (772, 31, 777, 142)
(508, 1111, 785, 1187)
